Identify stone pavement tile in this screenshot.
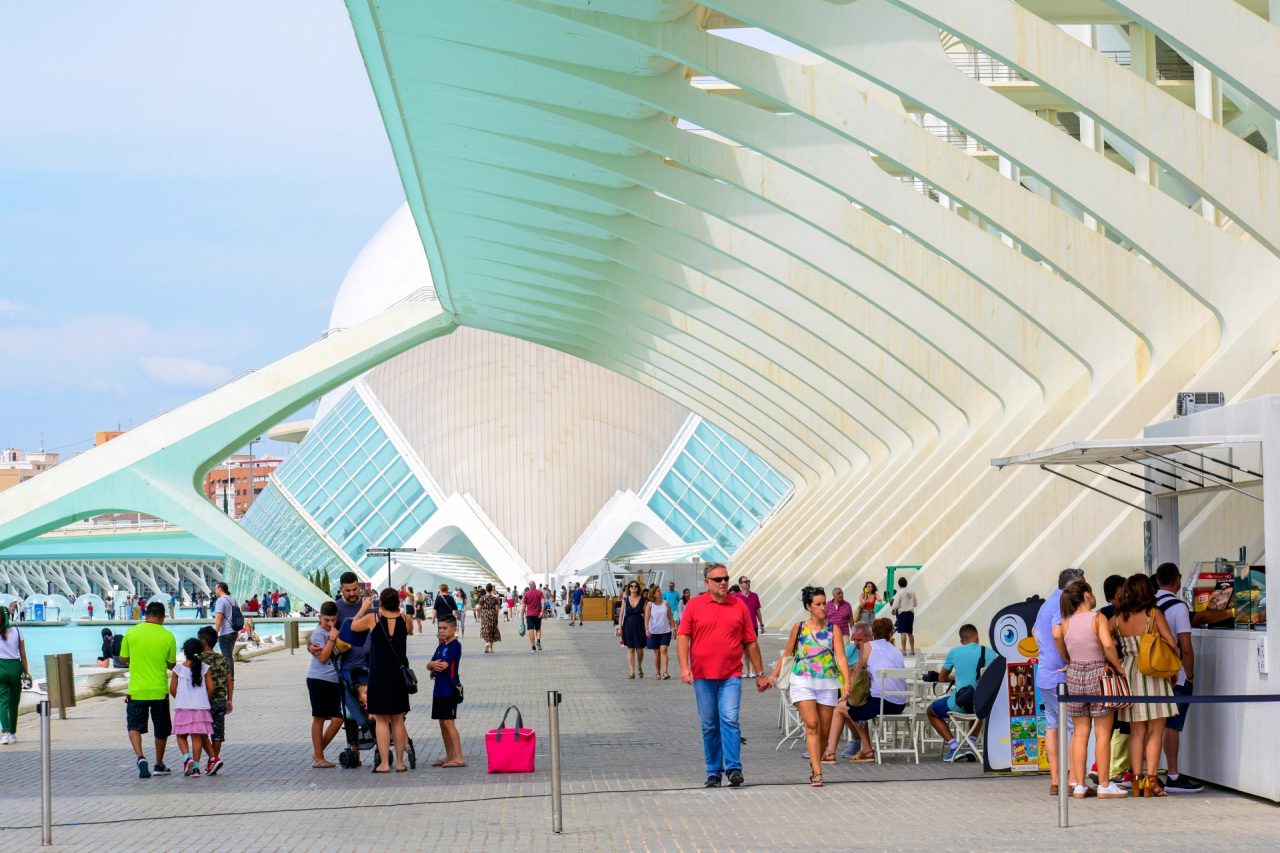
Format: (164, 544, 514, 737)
(2, 618, 1277, 851)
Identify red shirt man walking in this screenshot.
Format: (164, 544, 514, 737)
(677, 563, 771, 788)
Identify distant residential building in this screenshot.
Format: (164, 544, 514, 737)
(95, 430, 124, 446)
(203, 455, 282, 518)
(0, 448, 61, 494)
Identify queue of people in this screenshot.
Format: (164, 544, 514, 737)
(1034, 563, 1203, 799)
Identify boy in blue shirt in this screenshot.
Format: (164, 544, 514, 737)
(427, 614, 465, 767)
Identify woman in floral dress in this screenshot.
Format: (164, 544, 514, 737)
(477, 583, 502, 653)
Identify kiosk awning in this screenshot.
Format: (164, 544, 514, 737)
(991, 435, 1263, 518)
(991, 436, 1261, 469)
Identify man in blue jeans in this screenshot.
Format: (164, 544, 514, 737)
(677, 563, 771, 788)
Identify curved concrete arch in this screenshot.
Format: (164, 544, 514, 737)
(536, 2, 1197, 362)
(1102, 0, 1280, 125)
(404, 68, 1064, 412)
(710, 0, 1273, 329)
(899, 0, 1280, 261)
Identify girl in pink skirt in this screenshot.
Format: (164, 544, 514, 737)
(169, 637, 214, 777)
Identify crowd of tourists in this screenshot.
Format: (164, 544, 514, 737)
(1036, 563, 1203, 799)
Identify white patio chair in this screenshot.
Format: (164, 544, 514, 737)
(776, 685, 806, 750)
(947, 712, 983, 763)
(871, 668, 919, 764)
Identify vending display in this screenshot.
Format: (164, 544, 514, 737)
(1005, 662, 1047, 771)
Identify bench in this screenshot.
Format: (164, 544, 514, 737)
(77, 666, 128, 694)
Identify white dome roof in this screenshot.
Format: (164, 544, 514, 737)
(327, 203, 434, 331)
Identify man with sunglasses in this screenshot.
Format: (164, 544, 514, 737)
(677, 563, 771, 788)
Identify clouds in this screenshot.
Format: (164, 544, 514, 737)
(0, 311, 235, 395)
(0, 299, 23, 315)
(139, 355, 232, 388)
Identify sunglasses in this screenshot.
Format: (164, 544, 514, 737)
(707, 575, 730, 583)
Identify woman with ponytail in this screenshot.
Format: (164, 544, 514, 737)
(169, 637, 214, 776)
(0, 607, 30, 744)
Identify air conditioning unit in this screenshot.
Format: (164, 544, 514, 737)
(1175, 392, 1225, 418)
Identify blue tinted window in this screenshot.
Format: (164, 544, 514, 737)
(251, 389, 436, 591)
(646, 418, 791, 559)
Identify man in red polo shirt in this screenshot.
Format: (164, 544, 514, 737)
(677, 563, 771, 788)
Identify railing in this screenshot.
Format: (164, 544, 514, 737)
(898, 176, 942, 203)
(950, 49, 1194, 84)
(920, 121, 988, 152)
(212, 368, 258, 392)
(949, 53, 1025, 82)
(1099, 49, 1194, 81)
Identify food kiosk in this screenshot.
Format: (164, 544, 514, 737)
(992, 395, 1275, 801)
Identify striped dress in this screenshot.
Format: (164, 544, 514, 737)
(1117, 633, 1176, 722)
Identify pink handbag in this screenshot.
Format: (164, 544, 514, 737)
(486, 705, 536, 773)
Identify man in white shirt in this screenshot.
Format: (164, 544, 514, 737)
(890, 577, 918, 655)
(1154, 563, 1203, 793)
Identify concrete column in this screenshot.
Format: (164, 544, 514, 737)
(1193, 61, 1223, 225)
(1129, 23, 1160, 186)
(997, 156, 1020, 247)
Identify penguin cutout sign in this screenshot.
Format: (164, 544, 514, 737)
(977, 595, 1046, 772)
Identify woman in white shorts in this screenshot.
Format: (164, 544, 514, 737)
(769, 585, 851, 787)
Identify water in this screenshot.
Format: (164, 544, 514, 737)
(15, 619, 315, 679)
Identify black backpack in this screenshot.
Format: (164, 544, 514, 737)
(954, 646, 987, 713)
(231, 602, 245, 632)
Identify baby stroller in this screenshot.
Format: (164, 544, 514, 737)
(335, 664, 416, 770)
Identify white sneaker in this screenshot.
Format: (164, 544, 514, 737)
(1097, 782, 1129, 799)
(1, 732, 12, 745)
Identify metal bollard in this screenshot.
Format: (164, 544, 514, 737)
(547, 690, 563, 834)
(39, 700, 52, 846)
(1057, 684, 1069, 828)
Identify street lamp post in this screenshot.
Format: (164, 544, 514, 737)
(365, 547, 417, 591)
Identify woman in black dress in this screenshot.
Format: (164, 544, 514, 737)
(351, 587, 414, 773)
(615, 581, 648, 679)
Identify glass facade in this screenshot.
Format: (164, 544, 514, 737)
(275, 389, 436, 578)
(227, 388, 437, 594)
(646, 420, 791, 561)
(224, 485, 344, 597)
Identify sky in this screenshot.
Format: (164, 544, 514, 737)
(0, 2, 406, 459)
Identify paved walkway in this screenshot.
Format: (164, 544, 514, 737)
(1, 618, 1276, 851)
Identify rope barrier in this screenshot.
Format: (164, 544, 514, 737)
(1054, 689, 1279, 829)
(1060, 693, 1280, 704)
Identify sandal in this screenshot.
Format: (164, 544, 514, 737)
(628, 673, 635, 679)
(312, 760, 336, 769)
(372, 767, 391, 774)
(395, 766, 408, 772)
(810, 773, 824, 787)
(849, 752, 876, 762)
(820, 753, 837, 765)
(1144, 775, 1167, 797)
(431, 759, 448, 767)
(442, 761, 468, 768)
